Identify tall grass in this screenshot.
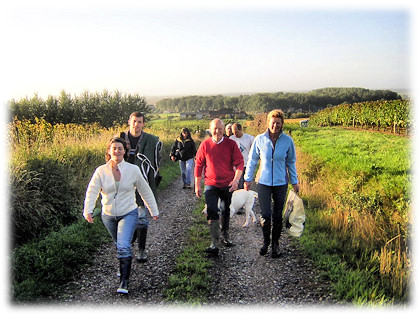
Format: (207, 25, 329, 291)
(245, 114, 410, 304)
(293, 127, 410, 303)
(9, 118, 118, 246)
(9, 116, 202, 301)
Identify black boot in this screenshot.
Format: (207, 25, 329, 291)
(117, 257, 132, 294)
(131, 228, 138, 245)
(271, 220, 282, 258)
(260, 218, 271, 256)
(136, 227, 148, 263)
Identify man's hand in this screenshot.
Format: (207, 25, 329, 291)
(244, 181, 251, 191)
(293, 184, 300, 194)
(195, 185, 202, 198)
(229, 179, 239, 192)
(195, 176, 202, 198)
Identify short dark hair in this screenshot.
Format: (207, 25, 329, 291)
(129, 111, 145, 122)
(105, 137, 129, 162)
(232, 122, 242, 131)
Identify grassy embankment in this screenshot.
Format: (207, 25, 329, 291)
(10, 117, 210, 301)
(243, 117, 410, 305)
(292, 126, 410, 305)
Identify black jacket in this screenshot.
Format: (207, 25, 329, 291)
(170, 137, 196, 161)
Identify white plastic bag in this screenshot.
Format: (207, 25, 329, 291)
(284, 189, 305, 237)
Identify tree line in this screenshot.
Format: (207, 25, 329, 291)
(8, 88, 403, 126)
(9, 90, 150, 128)
(156, 87, 402, 114)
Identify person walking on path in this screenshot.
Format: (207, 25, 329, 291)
(229, 122, 254, 189)
(170, 128, 197, 189)
(225, 123, 233, 137)
(244, 109, 299, 258)
(194, 119, 244, 256)
(120, 112, 162, 263)
(83, 137, 159, 294)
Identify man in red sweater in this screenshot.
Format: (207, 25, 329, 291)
(195, 118, 244, 256)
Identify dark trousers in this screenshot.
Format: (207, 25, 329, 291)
(257, 183, 288, 224)
(204, 185, 232, 221)
(238, 167, 246, 190)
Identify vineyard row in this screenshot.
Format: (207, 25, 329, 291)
(309, 100, 410, 134)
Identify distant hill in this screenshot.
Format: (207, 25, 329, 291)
(154, 87, 402, 114)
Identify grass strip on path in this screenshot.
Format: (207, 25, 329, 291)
(163, 198, 213, 304)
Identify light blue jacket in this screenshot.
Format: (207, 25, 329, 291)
(244, 129, 298, 186)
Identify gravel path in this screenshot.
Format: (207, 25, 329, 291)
(46, 176, 338, 307)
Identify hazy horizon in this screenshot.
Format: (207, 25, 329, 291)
(1, 0, 413, 104)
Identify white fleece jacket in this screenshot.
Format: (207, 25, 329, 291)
(83, 159, 159, 219)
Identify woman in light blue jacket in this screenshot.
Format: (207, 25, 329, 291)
(244, 109, 299, 258)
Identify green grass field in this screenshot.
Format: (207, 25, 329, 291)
(290, 126, 411, 304)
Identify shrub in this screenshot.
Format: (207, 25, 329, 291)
(12, 219, 109, 301)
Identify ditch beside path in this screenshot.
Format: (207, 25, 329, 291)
(47, 176, 338, 307)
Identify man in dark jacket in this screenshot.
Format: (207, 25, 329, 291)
(120, 111, 162, 263)
(170, 128, 196, 189)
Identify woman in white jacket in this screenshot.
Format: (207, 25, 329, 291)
(83, 137, 159, 294)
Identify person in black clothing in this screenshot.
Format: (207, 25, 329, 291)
(170, 128, 196, 189)
(120, 112, 162, 263)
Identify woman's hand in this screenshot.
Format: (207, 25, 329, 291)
(152, 215, 159, 220)
(85, 213, 94, 223)
(170, 156, 176, 162)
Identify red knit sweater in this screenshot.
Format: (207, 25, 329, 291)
(194, 136, 244, 187)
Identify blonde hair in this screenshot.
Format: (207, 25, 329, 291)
(267, 109, 285, 124)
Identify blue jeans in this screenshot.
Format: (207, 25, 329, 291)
(102, 208, 138, 258)
(180, 158, 194, 185)
(204, 185, 232, 221)
(137, 206, 149, 228)
(257, 183, 288, 224)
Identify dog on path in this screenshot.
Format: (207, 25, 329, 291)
(202, 189, 258, 227)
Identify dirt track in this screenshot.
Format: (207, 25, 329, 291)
(44, 175, 338, 308)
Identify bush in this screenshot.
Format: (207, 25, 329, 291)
(11, 157, 79, 246)
(12, 219, 109, 301)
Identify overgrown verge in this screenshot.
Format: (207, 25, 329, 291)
(293, 128, 411, 305)
(9, 117, 183, 301)
(11, 219, 109, 301)
(10, 115, 211, 302)
(163, 199, 213, 304)
(11, 157, 180, 302)
(297, 209, 391, 305)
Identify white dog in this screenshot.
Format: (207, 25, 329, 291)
(202, 189, 258, 227)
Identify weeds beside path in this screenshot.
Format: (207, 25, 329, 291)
(47, 175, 197, 305)
(38, 177, 337, 307)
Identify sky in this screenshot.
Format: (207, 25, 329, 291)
(0, 0, 416, 104)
